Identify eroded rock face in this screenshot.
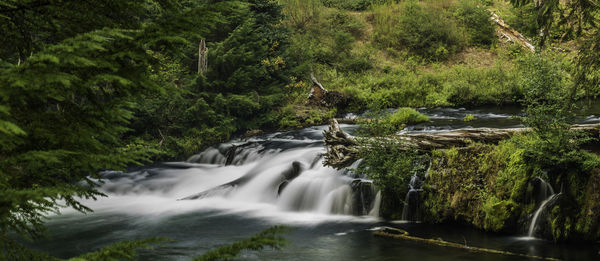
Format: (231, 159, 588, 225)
(351, 179, 377, 216)
(417, 143, 600, 242)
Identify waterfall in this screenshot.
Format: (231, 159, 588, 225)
(527, 177, 558, 237)
(401, 171, 423, 221)
(368, 191, 382, 217)
(95, 126, 381, 220)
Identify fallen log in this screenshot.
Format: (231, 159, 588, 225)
(324, 119, 359, 169)
(374, 227, 561, 261)
(491, 11, 535, 52)
(323, 119, 600, 168)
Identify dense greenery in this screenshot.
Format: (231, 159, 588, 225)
(359, 53, 600, 241)
(0, 0, 294, 259)
(2, 0, 600, 258)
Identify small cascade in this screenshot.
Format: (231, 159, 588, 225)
(368, 191, 382, 217)
(402, 171, 424, 221)
(532, 177, 555, 205)
(528, 193, 561, 237)
(342, 159, 364, 178)
(351, 179, 377, 216)
(527, 177, 558, 238)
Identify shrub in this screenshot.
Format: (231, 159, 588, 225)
(321, 0, 388, 11)
(374, 1, 464, 61)
(327, 10, 366, 38)
(454, 0, 497, 47)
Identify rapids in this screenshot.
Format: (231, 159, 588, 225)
(27, 107, 600, 260)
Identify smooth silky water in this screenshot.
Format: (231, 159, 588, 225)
(27, 108, 600, 260)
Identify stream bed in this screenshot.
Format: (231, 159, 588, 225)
(28, 106, 600, 260)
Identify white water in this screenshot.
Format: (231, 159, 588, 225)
(528, 193, 560, 237)
(401, 171, 423, 221)
(527, 177, 559, 237)
(64, 126, 380, 224)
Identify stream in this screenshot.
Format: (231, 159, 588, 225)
(28, 106, 600, 260)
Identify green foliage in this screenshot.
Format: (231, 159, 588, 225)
(278, 0, 323, 29)
(193, 226, 288, 261)
(1, 236, 59, 261)
(357, 141, 424, 219)
(0, 28, 163, 240)
(359, 108, 429, 136)
(374, 1, 464, 61)
(338, 62, 522, 111)
(69, 238, 168, 261)
(327, 10, 366, 38)
(321, 0, 388, 11)
(389, 108, 430, 126)
(516, 54, 591, 176)
(454, 0, 497, 47)
(463, 114, 476, 122)
(0, 0, 299, 258)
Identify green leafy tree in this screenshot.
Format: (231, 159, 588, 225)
(509, 0, 600, 97)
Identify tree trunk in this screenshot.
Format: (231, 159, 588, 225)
(491, 11, 535, 52)
(323, 119, 600, 168)
(198, 39, 208, 75)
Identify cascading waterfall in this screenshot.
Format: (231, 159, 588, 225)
(528, 177, 558, 237)
(94, 126, 381, 220)
(401, 171, 423, 221)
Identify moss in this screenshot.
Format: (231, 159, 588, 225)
(480, 195, 518, 231)
(423, 140, 532, 233)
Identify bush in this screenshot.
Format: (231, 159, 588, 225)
(321, 0, 388, 11)
(374, 1, 464, 61)
(327, 10, 366, 38)
(454, 0, 497, 47)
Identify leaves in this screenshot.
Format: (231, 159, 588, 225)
(193, 226, 288, 261)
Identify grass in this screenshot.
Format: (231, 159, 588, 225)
(276, 0, 577, 125)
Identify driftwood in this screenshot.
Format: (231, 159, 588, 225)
(324, 119, 359, 169)
(323, 119, 600, 168)
(374, 227, 561, 261)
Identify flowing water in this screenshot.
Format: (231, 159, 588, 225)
(27, 107, 600, 260)
(401, 171, 423, 222)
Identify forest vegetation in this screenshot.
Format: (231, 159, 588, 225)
(1, 0, 600, 259)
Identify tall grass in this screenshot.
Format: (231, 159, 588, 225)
(278, 0, 323, 30)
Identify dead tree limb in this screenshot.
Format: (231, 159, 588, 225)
(374, 227, 561, 261)
(323, 119, 600, 168)
(491, 11, 535, 52)
(198, 39, 208, 75)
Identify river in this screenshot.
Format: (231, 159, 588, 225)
(28, 106, 600, 260)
